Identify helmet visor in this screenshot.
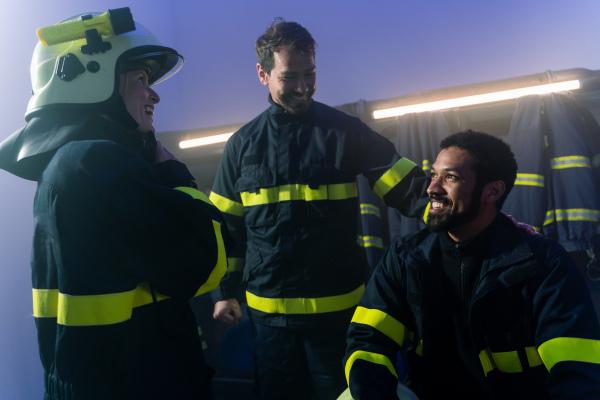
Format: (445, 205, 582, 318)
(122, 47, 184, 85)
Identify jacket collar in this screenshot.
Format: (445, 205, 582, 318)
(267, 94, 315, 123)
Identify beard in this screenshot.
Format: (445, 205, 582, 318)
(279, 88, 315, 115)
(427, 185, 483, 233)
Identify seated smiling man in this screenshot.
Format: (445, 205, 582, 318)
(343, 130, 600, 399)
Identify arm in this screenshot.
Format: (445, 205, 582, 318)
(100, 142, 232, 299)
(356, 123, 429, 221)
(531, 238, 600, 398)
(208, 137, 247, 304)
(345, 247, 414, 400)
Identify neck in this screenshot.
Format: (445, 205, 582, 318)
(447, 209, 499, 243)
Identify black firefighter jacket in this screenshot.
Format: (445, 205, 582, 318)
(0, 114, 231, 400)
(345, 213, 600, 399)
(209, 97, 429, 328)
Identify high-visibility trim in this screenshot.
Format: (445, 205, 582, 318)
(174, 186, 213, 205)
(32, 289, 59, 318)
(246, 285, 365, 315)
(422, 159, 430, 171)
(550, 156, 591, 169)
(33, 283, 170, 326)
(543, 209, 600, 226)
(357, 235, 384, 249)
(538, 337, 600, 371)
(227, 257, 245, 272)
(360, 203, 381, 218)
(514, 173, 545, 187)
(351, 306, 407, 346)
(240, 182, 357, 207)
(194, 220, 228, 297)
(479, 347, 544, 377)
(422, 202, 431, 224)
(345, 350, 398, 385)
(373, 158, 418, 198)
(209, 191, 244, 217)
(593, 154, 600, 168)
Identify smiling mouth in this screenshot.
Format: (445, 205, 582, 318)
(144, 106, 154, 116)
(430, 197, 451, 211)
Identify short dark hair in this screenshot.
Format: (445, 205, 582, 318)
(255, 18, 317, 74)
(439, 130, 518, 209)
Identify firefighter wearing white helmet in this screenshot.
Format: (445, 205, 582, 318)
(0, 8, 231, 400)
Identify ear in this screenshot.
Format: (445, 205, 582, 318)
(257, 63, 269, 86)
(482, 180, 506, 204)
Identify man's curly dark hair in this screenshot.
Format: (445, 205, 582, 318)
(439, 130, 518, 209)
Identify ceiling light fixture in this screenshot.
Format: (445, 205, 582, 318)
(179, 132, 234, 149)
(372, 80, 581, 120)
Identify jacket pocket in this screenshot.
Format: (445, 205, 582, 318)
(300, 164, 331, 218)
(235, 166, 278, 227)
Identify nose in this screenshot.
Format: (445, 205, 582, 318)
(296, 78, 308, 94)
(427, 175, 444, 197)
(149, 87, 160, 104)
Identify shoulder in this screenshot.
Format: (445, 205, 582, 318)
(312, 101, 366, 129)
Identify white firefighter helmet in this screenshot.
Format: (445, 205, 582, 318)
(26, 7, 183, 120)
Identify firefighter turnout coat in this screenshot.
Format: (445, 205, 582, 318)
(209, 97, 429, 327)
(0, 114, 230, 400)
(345, 213, 600, 399)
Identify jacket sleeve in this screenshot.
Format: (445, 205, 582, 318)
(356, 122, 430, 222)
(97, 147, 231, 300)
(344, 245, 415, 400)
(208, 136, 247, 302)
(531, 236, 600, 398)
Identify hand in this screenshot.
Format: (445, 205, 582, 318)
(502, 212, 540, 236)
(213, 299, 243, 325)
(154, 141, 179, 164)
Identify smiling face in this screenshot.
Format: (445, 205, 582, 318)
(119, 69, 160, 133)
(257, 47, 316, 115)
(427, 146, 483, 241)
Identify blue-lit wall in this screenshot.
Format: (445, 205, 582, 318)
(1, 1, 599, 398)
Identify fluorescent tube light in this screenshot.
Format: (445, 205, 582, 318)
(179, 132, 234, 149)
(372, 80, 581, 120)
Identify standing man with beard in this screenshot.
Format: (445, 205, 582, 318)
(209, 18, 429, 400)
(343, 130, 600, 399)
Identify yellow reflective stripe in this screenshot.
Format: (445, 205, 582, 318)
(479, 346, 544, 376)
(227, 257, 245, 272)
(58, 289, 137, 326)
(209, 191, 244, 217)
(514, 173, 545, 187)
(246, 285, 364, 314)
(194, 220, 227, 297)
(174, 186, 213, 204)
(373, 158, 418, 198)
(32, 289, 58, 318)
(544, 209, 600, 226)
(33, 284, 171, 325)
(240, 183, 357, 206)
(538, 337, 600, 370)
(593, 154, 600, 168)
(551, 156, 591, 169)
(422, 159, 430, 171)
(357, 235, 384, 249)
(360, 203, 381, 218)
(132, 281, 169, 307)
(351, 306, 407, 346)
(422, 202, 431, 224)
(525, 346, 544, 367)
(345, 350, 398, 385)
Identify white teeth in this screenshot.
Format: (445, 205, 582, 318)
(145, 106, 154, 116)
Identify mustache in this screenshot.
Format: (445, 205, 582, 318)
(429, 195, 451, 204)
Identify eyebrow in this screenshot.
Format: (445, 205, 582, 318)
(280, 66, 316, 77)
